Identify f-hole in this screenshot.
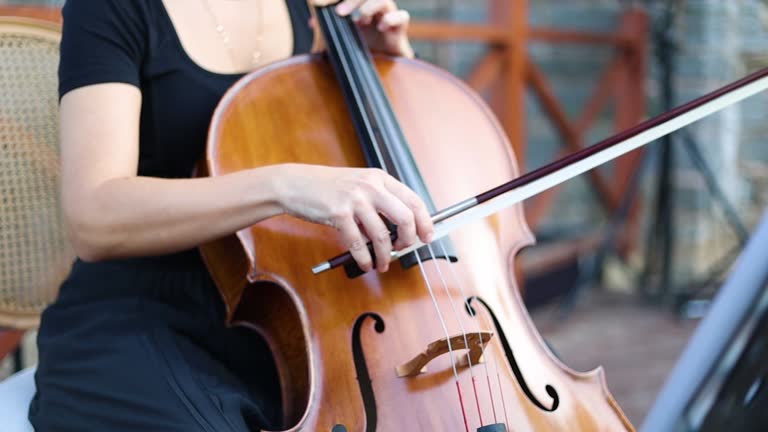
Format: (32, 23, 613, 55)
(344, 312, 386, 432)
(467, 297, 560, 412)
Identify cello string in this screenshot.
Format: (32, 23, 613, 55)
(414, 251, 471, 432)
(436, 242, 512, 427)
(328, 9, 471, 430)
(339, 9, 416, 187)
(343, 14, 412, 177)
(318, 9, 388, 166)
(436, 241, 503, 424)
(341, 15, 479, 429)
(426, 244, 485, 426)
(324, 9, 507, 430)
(439, 243, 513, 427)
(326, 10, 458, 369)
(328, 4, 466, 386)
(497, 358, 511, 429)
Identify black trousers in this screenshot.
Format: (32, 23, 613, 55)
(29, 255, 282, 431)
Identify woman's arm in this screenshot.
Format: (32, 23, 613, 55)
(61, 83, 433, 272)
(60, 83, 281, 261)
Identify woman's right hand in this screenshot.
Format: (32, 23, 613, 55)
(274, 163, 434, 273)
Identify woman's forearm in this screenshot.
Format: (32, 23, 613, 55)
(64, 165, 285, 261)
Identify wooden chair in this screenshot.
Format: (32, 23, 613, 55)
(0, 11, 70, 363)
(0, 11, 70, 431)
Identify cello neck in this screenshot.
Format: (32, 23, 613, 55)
(314, 5, 457, 275)
(314, 5, 434, 212)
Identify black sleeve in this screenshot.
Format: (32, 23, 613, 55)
(58, 0, 146, 98)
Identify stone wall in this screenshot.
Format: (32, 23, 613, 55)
(648, 0, 768, 284)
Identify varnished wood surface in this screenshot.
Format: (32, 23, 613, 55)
(0, 329, 24, 362)
(0, 6, 60, 24)
(202, 55, 633, 431)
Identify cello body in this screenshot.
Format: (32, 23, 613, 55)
(201, 52, 633, 431)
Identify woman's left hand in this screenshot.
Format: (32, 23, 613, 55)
(313, 0, 415, 58)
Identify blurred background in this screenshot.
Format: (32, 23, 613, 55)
(1, 0, 768, 427)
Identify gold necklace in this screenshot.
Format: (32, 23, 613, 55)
(201, 0, 264, 69)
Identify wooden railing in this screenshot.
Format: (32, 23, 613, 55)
(410, 3, 649, 266)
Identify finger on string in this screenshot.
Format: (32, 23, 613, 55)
(356, 14, 375, 26)
(359, 0, 395, 20)
(357, 11, 389, 28)
(378, 10, 410, 31)
(334, 0, 365, 16)
(354, 204, 393, 272)
(312, 0, 341, 7)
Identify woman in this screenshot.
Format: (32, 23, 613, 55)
(29, 0, 433, 430)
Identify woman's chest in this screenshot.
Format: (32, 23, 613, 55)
(161, 0, 296, 74)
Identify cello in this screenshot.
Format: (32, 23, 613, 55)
(199, 2, 768, 431)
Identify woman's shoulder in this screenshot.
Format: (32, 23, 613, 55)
(59, 0, 157, 98)
(59, 0, 172, 51)
(61, 0, 154, 35)
(62, 0, 151, 18)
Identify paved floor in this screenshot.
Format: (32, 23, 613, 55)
(530, 291, 700, 428)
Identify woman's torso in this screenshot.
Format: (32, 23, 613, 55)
(31, 3, 314, 429)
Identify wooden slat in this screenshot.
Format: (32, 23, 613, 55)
(491, 0, 528, 166)
(530, 28, 632, 47)
(465, 48, 505, 94)
(612, 8, 650, 256)
(409, 21, 508, 44)
(521, 231, 608, 278)
(0, 6, 60, 23)
(613, 9, 649, 194)
(576, 56, 623, 132)
(527, 56, 623, 228)
(526, 61, 620, 211)
(410, 23, 630, 48)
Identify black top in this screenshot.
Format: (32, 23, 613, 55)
(58, 0, 313, 264)
(60, 0, 312, 178)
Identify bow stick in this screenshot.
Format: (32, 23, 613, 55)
(313, 67, 768, 275)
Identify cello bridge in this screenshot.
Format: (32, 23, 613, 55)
(396, 331, 493, 378)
